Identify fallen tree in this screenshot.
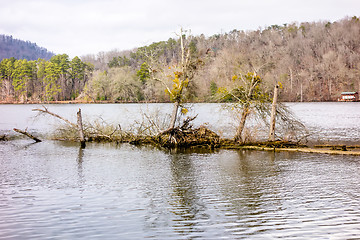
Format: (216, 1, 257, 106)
(24, 106, 360, 156)
(33, 106, 86, 148)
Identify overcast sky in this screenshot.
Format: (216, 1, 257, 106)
(0, 0, 359, 58)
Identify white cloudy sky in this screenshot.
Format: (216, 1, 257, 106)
(0, 0, 359, 58)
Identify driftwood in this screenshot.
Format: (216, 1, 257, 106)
(33, 106, 87, 148)
(33, 106, 78, 129)
(153, 116, 220, 148)
(13, 128, 42, 142)
(314, 144, 350, 151)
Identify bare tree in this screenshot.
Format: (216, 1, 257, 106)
(218, 72, 270, 142)
(144, 28, 200, 130)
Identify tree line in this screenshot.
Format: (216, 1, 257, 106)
(1, 16, 359, 103)
(82, 16, 360, 102)
(0, 54, 93, 102)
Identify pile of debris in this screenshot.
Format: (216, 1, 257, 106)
(130, 116, 220, 148)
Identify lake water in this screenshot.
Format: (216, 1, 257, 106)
(1, 102, 360, 143)
(0, 103, 360, 239)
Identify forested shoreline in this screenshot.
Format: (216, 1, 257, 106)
(0, 55, 93, 102)
(1, 16, 359, 103)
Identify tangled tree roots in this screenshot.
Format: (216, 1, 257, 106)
(152, 116, 220, 148)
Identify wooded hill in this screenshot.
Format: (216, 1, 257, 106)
(82, 16, 360, 102)
(0, 34, 54, 61)
(1, 16, 359, 103)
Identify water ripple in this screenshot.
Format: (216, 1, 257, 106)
(1, 140, 360, 239)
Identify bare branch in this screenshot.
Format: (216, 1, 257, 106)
(32, 106, 78, 129)
(13, 128, 42, 142)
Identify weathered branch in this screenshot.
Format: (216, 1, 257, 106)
(32, 106, 78, 129)
(13, 128, 42, 142)
(152, 77, 172, 95)
(143, 113, 161, 133)
(33, 106, 88, 147)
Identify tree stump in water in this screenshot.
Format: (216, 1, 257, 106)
(77, 109, 86, 148)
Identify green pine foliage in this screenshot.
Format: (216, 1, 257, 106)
(0, 55, 93, 102)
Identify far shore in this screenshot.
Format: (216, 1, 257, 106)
(0, 100, 165, 104)
(0, 100, 352, 104)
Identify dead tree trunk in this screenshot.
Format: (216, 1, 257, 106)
(169, 101, 180, 129)
(13, 128, 42, 142)
(269, 84, 279, 141)
(77, 108, 86, 148)
(234, 106, 250, 143)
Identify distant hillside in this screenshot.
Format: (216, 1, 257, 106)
(0, 34, 54, 60)
(82, 16, 360, 102)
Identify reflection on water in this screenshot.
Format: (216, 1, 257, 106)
(1, 102, 360, 239)
(1, 140, 359, 239)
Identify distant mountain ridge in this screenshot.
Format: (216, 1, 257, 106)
(0, 34, 54, 61)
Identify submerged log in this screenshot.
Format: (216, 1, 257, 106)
(13, 128, 42, 142)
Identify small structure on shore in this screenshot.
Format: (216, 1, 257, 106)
(339, 92, 359, 102)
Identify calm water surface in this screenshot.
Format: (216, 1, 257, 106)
(1, 102, 360, 142)
(0, 103, 360, 239)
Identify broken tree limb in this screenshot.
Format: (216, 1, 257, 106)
(77, 108, 86, 148)
(33, 106, 78, 129)
(13, 128, 42, 142)
(33, 106, 87, 147)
